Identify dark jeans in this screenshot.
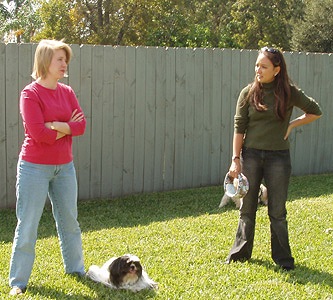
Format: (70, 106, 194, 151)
(226, 147, 294, 269)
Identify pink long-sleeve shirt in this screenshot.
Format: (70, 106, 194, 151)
(19, 81, 86, 165)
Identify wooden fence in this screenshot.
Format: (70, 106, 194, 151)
(0, 44, 332, 209)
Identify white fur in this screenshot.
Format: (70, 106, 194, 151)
(86, 255, 158, 292)
(219, 183, 268, 209)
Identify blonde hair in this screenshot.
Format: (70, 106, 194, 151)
(32, 39, 72, 79)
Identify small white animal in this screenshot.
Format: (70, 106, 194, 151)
(219, 183, 268, 209)
(86, 254, 158, 292)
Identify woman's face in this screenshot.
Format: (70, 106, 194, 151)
(255, 53, 280, 83)
(47, 49, 68, 81)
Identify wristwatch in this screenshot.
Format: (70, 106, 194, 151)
(50, 123, 55, 130)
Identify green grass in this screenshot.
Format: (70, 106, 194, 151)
(1, 174, 333, 299)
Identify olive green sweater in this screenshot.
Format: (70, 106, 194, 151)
(234, 81, 322, 150)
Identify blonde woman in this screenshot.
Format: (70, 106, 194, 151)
(9, 40, 86, 296)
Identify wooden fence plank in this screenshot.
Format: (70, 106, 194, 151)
(143, 47, 157, 192)
(154, 47, 167, 191)
(294, 53, 314, 175)
(220, 48, 233, 179)
(99, 45, 115, 198)
(78, 44, 93, 199)
(0, 43, 6, 208)
(90, 45, 105, 198)
(184, 49, 195, 187)
(133, 47, 146, 193)
(174, 48, 186, 189)
(18, 44, 33, 142)
(122, 46, 136, 195)
(325, 54, 333, 172)
(5, 44, 20, 208)
(112, 46, 126, 196)
(313, 55, 333, 173)
(210, 49, 223, 185)
(164, 47, 176, 190)
(320, 54, 333, 173)
(192, 48, 204, 187)
(310, 54, 324, 173)
(202, 48, 213, 186)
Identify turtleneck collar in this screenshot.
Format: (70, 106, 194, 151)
(261, 80, 276, 90)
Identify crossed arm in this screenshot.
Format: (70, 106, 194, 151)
(45, 109, 85, 140)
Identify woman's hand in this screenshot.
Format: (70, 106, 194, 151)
(284, 124, 293, 140)
(45, 122, 53, 129)
(284, 113, 321, 140)
(69, 109, 84, 122)
(229, 159, 241, 178)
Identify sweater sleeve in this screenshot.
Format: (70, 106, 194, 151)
(234, 86, 250, 134)
(291, 86, 322, 115)
(67, 88, 86, 137)
(20, 89, 57, 144)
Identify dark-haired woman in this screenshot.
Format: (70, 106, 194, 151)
(225, 47, 322, 270)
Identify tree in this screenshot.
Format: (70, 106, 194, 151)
(31, 0, 238, 47)
(3, 0, 327, 54)
(142, 0, 235, 48)
(34, 0, 146, 45)
(32, 0, 84, 44)
(291, 0, 333, 53)
(229, 0, 305, 50)
(0, 0, 41, 43)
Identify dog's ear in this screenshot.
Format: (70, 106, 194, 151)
(133, 260, 143, 277)
(109, 257, 124, 287)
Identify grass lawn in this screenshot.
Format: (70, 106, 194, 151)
(0, 174, 333, 299)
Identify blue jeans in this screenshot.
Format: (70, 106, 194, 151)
(9, 160, 85, 289)
(227, 147, 294, 269)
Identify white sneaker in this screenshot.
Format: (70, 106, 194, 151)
(9, 286, 25, 296)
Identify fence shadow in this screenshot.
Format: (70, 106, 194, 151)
(1, 174, 332, 243)
(0, 185, 224, 243)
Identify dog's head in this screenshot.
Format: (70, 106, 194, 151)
(108, 254, 143, 287)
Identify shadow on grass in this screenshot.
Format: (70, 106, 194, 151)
(251, 258, 333, 290)
(1, 174, 332, 242)
(26, 275, 157, 300)
(78, 185, 224, 232)
(288, 174, 333, 201)
(27, 284, 93, 300)
(0, 185, 224, 243)
(77, 274, 157, 300)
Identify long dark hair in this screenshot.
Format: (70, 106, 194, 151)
(246, 47, 291, 120)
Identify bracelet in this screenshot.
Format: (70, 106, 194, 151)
(232, 156, 240, 160)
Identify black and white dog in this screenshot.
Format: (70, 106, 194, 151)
(86, 254, 158, 292)
(219, 183, 268, 209)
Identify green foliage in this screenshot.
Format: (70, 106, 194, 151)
(229, 0, 305, 50)
(0, 0, 41, 43)
(1, 0, 332, 52)
(1, 174, 333, 299)
(32, 0, 83, 44)
(291, 0, 333, 53)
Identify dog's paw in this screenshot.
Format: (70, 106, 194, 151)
(219, 194, 230, 208)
